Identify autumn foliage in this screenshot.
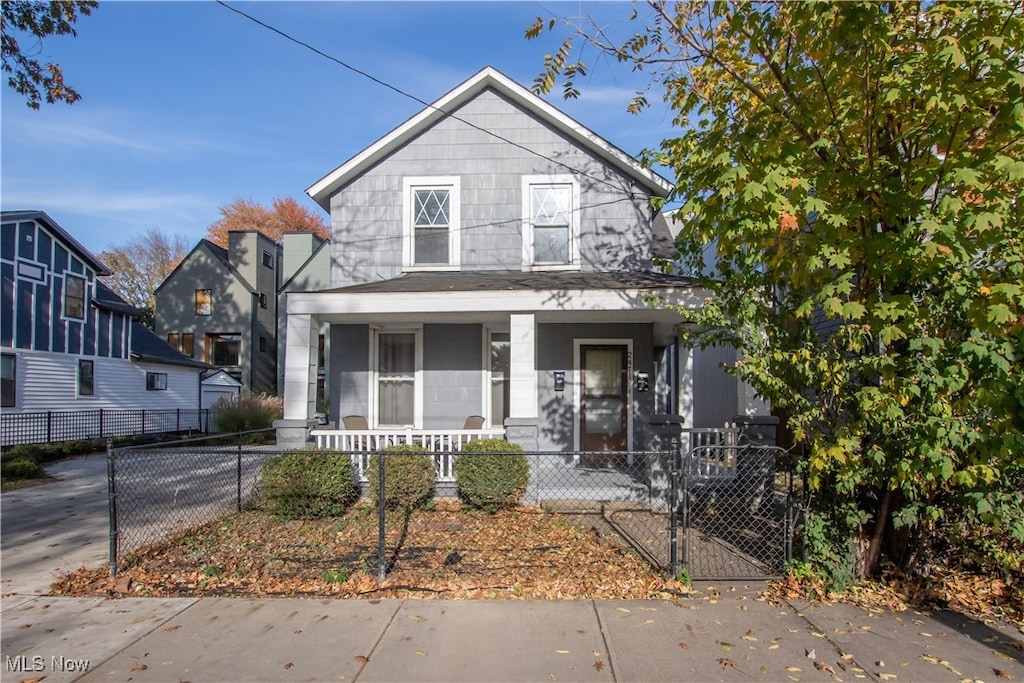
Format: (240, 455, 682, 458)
(205, 197, 329, 247)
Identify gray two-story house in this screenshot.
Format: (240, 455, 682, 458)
(277, 67, 766, 452)
(155, 231, 280, 394)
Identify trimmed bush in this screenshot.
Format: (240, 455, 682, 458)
(366, 444, 435, 512)
(213, 392, 283, 433)
(454, 439, 529, 513)
(1, 439, 105, 482)
(1, 455, 43, 480)
(259, 449, 357, 520)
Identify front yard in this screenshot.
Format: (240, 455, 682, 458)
(53, 501, 682, 600)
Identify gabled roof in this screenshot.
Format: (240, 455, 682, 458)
(1, 210, 110, 275)
(94, 280, 144, 317)
(307, 66, 673, 210)
(154, 238, 256, 296)
(130, 321, 211, 370)
(278, 237, 330, 294)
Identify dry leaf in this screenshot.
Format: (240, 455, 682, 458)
(164, 624, 181, 632)
(994, 669, 1013, 680)
(716, 640, 734, 652)
(786, 666, 802, 672)
(354, 655, 369, 664)
(878, 674, 897, 680)
(719, 658, 738, 669)
(284, 662, 293, 670)
(130, 664, 148, 672)
(593, 661, 604, 671)
(742, 630, 758, 641)
(806, 648, 817, 660)
(408, 615, 425, 622)
(18, 624, 31, 630)
(679, 642, 690, 650)
(768, 641, 780, 650)
(814, 661, 836, 674)
(616, 607, 630, 613)
(555, 650, 570, 654)
(1008, 640, 1024, 651)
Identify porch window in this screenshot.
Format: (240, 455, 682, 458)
(403, 177, 460, 269)
(375, 330, 418, 427)
(523, 175, 579, 269)
(488, 332, 510, 428)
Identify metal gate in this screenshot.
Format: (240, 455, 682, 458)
(667, 444, 796, 580)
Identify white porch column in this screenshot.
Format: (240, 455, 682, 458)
(276, 313, 319, 447)
(508, 313, 536, 418)
(505, 313, 538, 451)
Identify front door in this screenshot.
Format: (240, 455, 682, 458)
(580, 345, 629, 457)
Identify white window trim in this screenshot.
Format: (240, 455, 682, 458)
(402, 176, 461, 272)
(521, 174, 581, 272)
(572, 338, 634, 455)
(369, 325, 423, 428)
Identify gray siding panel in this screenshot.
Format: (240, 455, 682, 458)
(692, 344, 739, 428)
(423, 324, 482, 429)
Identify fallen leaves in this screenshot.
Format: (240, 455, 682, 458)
(718, 657, 737, 669)
(994, 668, 1014, 679)
(52, 506, 682, 601)
(593, 661, 604, 671)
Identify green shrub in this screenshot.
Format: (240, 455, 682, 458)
(454, 439, 529, 513)
(213, 392, 283, 433)
(1, 455, 42, 480)
(259, 449, 358, 520)
(366, 444, 435, 512)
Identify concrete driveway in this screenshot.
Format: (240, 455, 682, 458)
(1, 454, 110, 601)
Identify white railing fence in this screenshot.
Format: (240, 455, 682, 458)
(680, 424, 741, 478)
(310, 428, 505, 483)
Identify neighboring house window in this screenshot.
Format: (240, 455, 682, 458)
(146, 372, 167, 391)
(522, 175, 580, 269)
(167, 333, 194, 356)
(487, 331, 510, 428)
(259, 293, 268, 309)
(207, 333, 241, 366)
(78, 359, 94, 396)
(65, 274, 86, 319)
(403, 176, 460, 269)
(1, 354, 15, 408)
(259, 336, 267, 352)
(195, 289, 212, 316)
(373, 329, 419, 427)
(262, 249, 273, 268)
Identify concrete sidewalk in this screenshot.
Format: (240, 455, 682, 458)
(3, 590, 1022, 683)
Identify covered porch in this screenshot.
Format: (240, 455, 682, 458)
(276, 271, 709, 451)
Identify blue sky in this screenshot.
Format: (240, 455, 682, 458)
(1, 1, 678, 255)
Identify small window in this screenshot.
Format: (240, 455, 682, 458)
(262, 250, 273, 268)
(259, 292, 268, 309)
(259, 336, 267, 352)
(146, 372, 167, 391)
(181, 333, 194, 357)
(65, 275, 86, 319)
(167, 332, 179, 349)
(1, 354, 15, 408)
(78, 359, 94, 396)
(195, 289, 212, 316)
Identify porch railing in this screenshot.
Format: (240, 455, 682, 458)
(310, 427, 505, 482)
(680, 425, 741, 478)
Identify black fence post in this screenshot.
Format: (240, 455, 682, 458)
(106, 439, 119, 578)
(46, 411, 52, 443)
(99, 409, 105, 439)
(377, 450, 386, 581)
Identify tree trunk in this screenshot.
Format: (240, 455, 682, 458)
(863, 488, 894, 576)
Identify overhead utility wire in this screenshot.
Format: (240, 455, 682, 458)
(216, 1, 645, 197)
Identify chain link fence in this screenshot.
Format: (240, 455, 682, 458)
(107, 439, 801, 582)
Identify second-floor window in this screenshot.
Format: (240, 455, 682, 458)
(64, 275, 86, 319)
(403, 177, 460, 269)
(523, 175, 580, 269)
(195, 289, 212, 316)
(167, 333, 194, 356)
(207, 333, 241, 366)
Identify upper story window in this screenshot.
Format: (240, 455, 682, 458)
(403, 176, 460, 270)
(195, 289, 212, 316)
(167, 333, 194, 357)
(261, 249, 273, 268)
(522, 175, 580, 270)
(64, 274, 86, 319)
(259, 292, 268, 309)
(207, 333, 241, 366)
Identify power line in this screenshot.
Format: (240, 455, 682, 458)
(215, 1, 645, 197)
